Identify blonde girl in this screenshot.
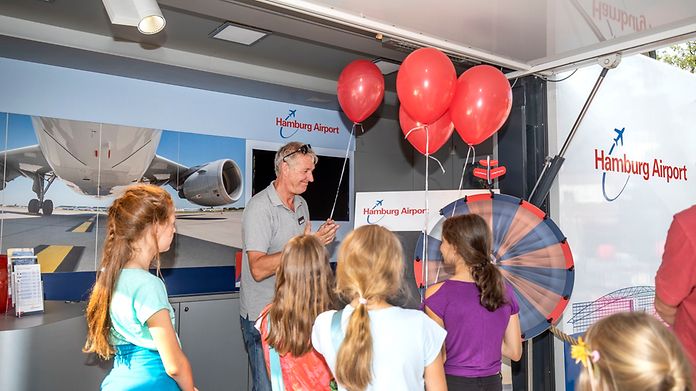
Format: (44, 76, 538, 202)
(311, 224, 447, 391)
(256, 234, 337, 390)
(83, 184, 196, 390)
(574, 311, 692, 391)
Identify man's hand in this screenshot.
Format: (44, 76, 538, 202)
(304, 219, 339, 244)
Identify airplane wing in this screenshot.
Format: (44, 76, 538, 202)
(0, 145, 52, 189)
(142, 154, 192, 188)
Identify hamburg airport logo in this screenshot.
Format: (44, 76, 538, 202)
(276, 109, 341, 139)
(365, 199, 387, 224)
(598, 127, 629, 201)
(594, 127, 688, 202)
(278, 109, 299, 138)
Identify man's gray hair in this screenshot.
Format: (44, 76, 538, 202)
(274, 142, 318, 176)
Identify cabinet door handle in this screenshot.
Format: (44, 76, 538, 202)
(184, 306, 189, 312)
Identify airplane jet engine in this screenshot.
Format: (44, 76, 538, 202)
(180, 159, 243, 206)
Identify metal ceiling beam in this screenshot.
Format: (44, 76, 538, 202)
(252, 0, 532, 71)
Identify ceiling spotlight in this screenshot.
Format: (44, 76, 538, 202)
(102, 0, 166, 35)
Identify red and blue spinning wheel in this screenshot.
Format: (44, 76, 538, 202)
(414, 193, 574, 340)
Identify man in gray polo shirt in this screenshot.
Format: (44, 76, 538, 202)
(240, 141, 338, 391)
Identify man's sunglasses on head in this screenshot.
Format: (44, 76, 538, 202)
(282, 144, 312, 161)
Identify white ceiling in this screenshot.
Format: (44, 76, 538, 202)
(253, 0, 696, 76)
(1, 0, 696, 112)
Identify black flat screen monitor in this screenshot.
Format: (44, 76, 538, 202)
(251, 149, 350, 221)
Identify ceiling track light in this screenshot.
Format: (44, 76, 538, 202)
(102, 0, 166, 35)
(380, 36, 480, 66)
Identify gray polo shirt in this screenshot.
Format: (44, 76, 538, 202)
(239, 181, 310, 319)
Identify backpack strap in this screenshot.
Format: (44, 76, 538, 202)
(265, 315, 285, 391)
(330, 309, 345, 351)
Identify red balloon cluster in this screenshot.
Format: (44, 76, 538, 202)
(335, 51, 513, 156)
(395, 48, 512, 155)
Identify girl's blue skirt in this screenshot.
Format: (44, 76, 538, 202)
(101, 343, 180, 390)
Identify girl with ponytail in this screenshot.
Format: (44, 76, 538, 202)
(312, 225, 447, 391)
(83, 184, 197, 390)
(424, 214, 522, 391)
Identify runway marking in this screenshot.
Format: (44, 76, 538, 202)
(33, 245, 86, 273)
(36, 245, 74, 273)
(54, 246, 86, 272)
(70, 216, 96, 232)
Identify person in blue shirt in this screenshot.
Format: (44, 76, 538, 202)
(83, 184, 197, 390)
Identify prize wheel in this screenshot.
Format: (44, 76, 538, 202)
(414, 193, 574, 340)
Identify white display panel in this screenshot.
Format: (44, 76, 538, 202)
(553, 55, 696, 333)
(355, 190, 493, 231)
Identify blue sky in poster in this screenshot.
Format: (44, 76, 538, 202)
(0, 113, 246, 209)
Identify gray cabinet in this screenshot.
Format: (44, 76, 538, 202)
(175, 295, 249, 391)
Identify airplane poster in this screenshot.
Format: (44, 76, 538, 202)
(0, 112, 245, 273)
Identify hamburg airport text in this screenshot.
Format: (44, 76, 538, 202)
(363, 207, 428, 217)
(594, 149, 688, 183)
(276, 117, 340, 134)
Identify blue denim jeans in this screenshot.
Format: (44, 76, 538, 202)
(240, 315, 271, 391)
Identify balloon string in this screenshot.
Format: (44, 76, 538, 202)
(422, 124, 430, 295)
(329, 123, 358, 220)
(451, 145, 476, 217)
(403, 124, 445, 173)
(403, 124, 425, 140)
(427, 155, 446, 174)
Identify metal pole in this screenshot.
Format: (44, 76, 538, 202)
(528, 66, 611, 207)
(559, 67, 608, 158)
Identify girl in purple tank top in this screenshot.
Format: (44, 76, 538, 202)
(424, 214, 522, 391)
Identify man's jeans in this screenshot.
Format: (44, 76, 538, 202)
(240, 315, 272, 391)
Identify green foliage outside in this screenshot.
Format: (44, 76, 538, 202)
(657, 41, 696, 73)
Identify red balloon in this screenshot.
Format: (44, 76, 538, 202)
(400, 107, 454, 155)
(337, 60, 385, 123)
(450, 65, 512, 146)
(396, 48, 457, 124)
